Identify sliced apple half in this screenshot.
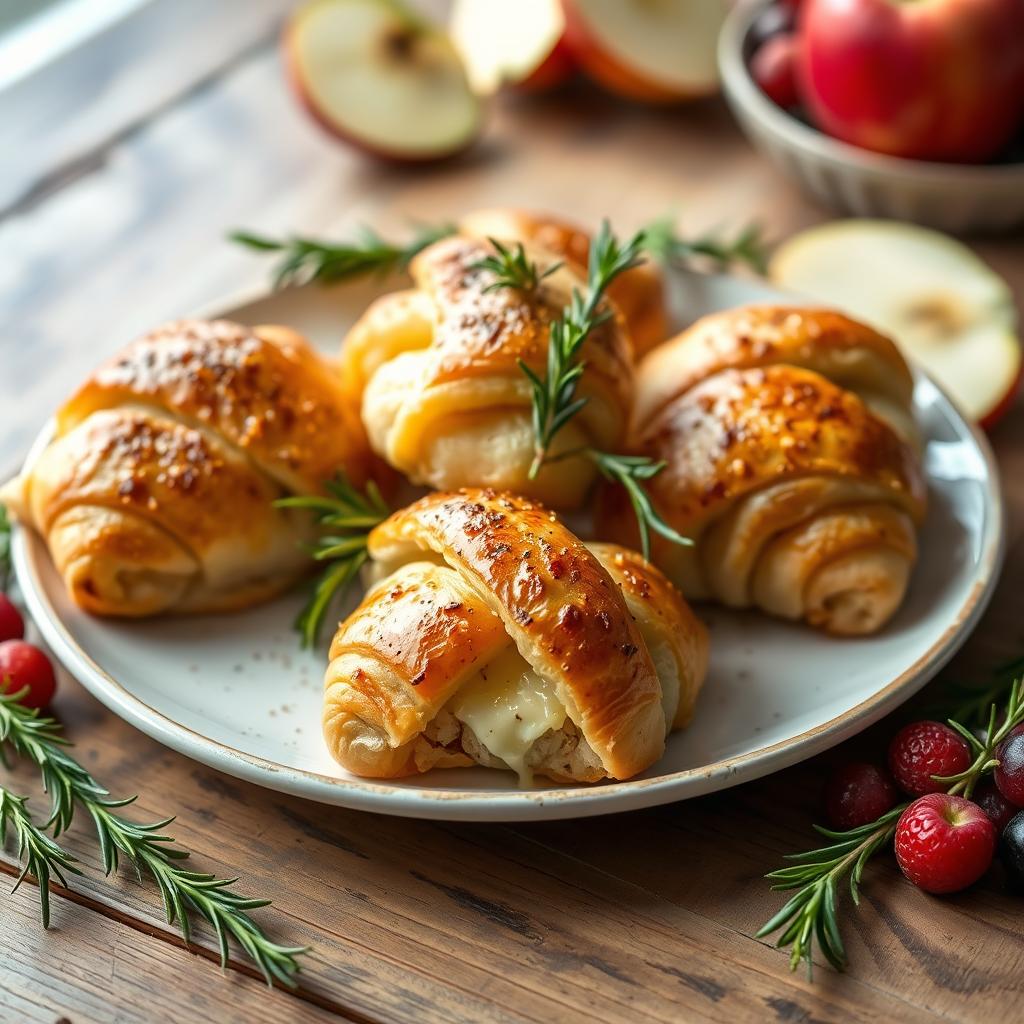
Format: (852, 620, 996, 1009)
(771, 220, 1021, 429)
(450, 0, 574, 94)
(561, 0, 727, 103)
(285, 0, 483, 162)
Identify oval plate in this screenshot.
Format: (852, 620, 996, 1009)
(12, 269, 1004, 821)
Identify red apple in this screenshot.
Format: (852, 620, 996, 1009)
(284, 0, 483, 162)
(798, 0, 1024, 163)
(561, 0, 727, 104)
(450, 0, 575, 94)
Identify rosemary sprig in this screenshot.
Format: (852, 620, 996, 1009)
(519, 219, 646, 475)
(0, 503, 11, 591)
(642, 216, 770, 275)
(472, 237, 562, 294)
(0, 782, 81, 928)
(758, 674, 1024, 974)
(510, 221, 691, 559)
(230, 222, 455, 289)
(275, 473, 390, 648)
(587, 452, 691, 561)
(0, 691, 307, 986)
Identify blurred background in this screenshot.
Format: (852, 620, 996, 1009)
(2, 0, 1022, 476)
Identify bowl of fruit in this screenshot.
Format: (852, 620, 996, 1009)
(719, 0, 1024, 233)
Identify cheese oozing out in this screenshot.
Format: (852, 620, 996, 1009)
(447, 645, 567, 785)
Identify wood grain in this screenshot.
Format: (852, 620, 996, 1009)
(2, 9, 1024, 1022)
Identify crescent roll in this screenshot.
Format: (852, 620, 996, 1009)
(1, 319, 371, 616)
(323, 490, 708, 783)
(599, 307, 927, 636)
(341, 235, 634, 509)
(458, 207, 669, 355)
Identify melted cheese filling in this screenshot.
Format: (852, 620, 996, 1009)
(448, 646, 567, 785)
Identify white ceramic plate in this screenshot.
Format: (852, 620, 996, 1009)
(12, 269, 1004, 821)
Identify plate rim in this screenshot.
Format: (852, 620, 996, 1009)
(10, 277, 1007, 822)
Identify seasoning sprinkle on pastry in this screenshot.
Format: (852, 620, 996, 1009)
(323, 490, 708, 783)
(2, 319, 371, 616)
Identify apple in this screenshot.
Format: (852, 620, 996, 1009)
(798, 0, 1024, 163)
(450, 0, 575, 94)
(750, 33, 800, 110)
(561, 0, 728, 103)
(284, 0, 483, 162)
(770, 220, 1022, 429)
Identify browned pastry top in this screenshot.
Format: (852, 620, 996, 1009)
(367, 488, 666, 778)
(639, 365, 927, 533)
(635, 305, 915, 427)
(409, 235, 634, 412)
(57, 319, 369, 494)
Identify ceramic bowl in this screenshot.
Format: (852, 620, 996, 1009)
(718, 0, 1024, 234)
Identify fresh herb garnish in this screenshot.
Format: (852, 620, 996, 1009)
(0, 690, 307, 985)
(509, 220, 691, 560)
(758, 675, 1024, 974)
(230, 223, 455, 289)
(275, 474, 390, 648)
(0, 782, 81, 928)
(472, 237, 563, 294)
(642, 216, 770, 275)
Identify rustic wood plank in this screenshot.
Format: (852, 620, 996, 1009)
(2, 13, 1023, 1022)
(0, 874, 337, 1024)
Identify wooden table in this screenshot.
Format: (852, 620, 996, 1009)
(3, 8, 1023, 1023)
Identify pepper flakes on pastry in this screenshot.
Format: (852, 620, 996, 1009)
(323, 489, 708, 784)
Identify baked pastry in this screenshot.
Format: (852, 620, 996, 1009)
(599, 306, 927, 636)
(1, 319, 371, 616)
(458, 207, 668, 356)
(341, 235, 634, 509)
(323, 490, 708, 783)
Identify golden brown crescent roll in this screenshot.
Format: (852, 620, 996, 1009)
(2, 319, 371, 617)
(323, 490, 708, 784)
(634, 306, 919, 445)
(458, 207, 668, 356)
(600, 318, 927, 636)
(341, 235, 634, 509)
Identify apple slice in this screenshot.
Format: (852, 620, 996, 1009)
(450, 0, 574, 94)
(561, 0, 727, 103)
(771, 220, 1022, 429)
(285, 0, 483, 162)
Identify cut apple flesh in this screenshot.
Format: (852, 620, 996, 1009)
(563, 0, 726, 101)
(450, 0, 570, 94)
(770, 220, 1021, 426)
(287, 0, 482, 160)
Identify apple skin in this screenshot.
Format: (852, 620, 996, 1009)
(798, 0, 1024, 163)
(514, 33, 576, 92)
(560, 0, 716, 103)
(979, 350, 1023, 431)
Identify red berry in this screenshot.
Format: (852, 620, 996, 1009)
(973, 780, 1018, 834)
(994, 725, 1024, 807)
(895, 794, 996, 894)
(0, 640, 57, 710)
(750, 33, 800, 109)
(888, 721, 972, 796)
(824, 762, 899, 830)
(0, 594, 24, 642)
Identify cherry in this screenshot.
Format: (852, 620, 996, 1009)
(823, 762, 899, 830)
(973, 779, 1018, 834)
(1000, 810, 1024, 894)
(894, 794, 996, 894)
(0, 640, 57, 710)
(750, 33, 800, 110)
(0, 594, 23, 642)
(888, 721, 972, 797)
(994, 725, 1024, 807)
